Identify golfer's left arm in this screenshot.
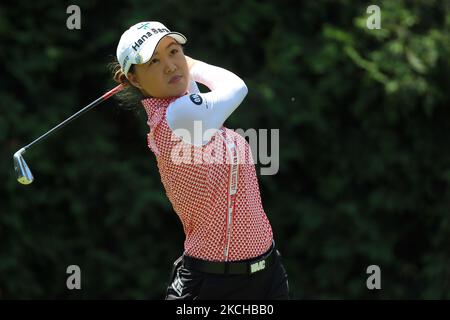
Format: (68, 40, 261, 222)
(166, 58, 248, 146)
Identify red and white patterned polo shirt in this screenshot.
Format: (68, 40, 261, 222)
(142, 97, 273, 262)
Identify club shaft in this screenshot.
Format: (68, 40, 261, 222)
(23, 84, 124, 151)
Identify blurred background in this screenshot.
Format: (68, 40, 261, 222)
(1, 0, 449, 299)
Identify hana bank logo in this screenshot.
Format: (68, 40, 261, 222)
(137, 22, 151, 30)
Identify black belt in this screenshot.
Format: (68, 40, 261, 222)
(182, 241, 276, 275)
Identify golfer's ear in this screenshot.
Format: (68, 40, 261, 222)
(127, 72, 141, 89)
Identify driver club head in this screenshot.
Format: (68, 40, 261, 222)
(13, 148, 34, 185)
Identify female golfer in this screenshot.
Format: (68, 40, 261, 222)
(112, 21, 289, 300)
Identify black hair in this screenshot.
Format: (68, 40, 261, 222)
(107, 56, 144, 111)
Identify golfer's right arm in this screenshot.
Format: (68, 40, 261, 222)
(166, 59, 248, 146)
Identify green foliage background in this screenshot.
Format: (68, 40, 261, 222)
(1, 0, 449, 299)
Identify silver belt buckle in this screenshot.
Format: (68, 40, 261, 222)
(250, 259, 266, 274)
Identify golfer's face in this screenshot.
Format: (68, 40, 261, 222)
(133, 36, 189, 98)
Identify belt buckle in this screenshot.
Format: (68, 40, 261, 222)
(249, 259, 266, 274)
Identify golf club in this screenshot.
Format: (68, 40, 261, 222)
(13, 83, 125, 185)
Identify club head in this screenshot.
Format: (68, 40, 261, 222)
(13, 148, 34, 185)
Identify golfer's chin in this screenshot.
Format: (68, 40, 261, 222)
(166, 79, 188, 98)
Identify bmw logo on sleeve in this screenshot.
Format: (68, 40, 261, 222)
(189, 94, 203, 105)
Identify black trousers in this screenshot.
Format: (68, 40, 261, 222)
(165, 248, 289, 300)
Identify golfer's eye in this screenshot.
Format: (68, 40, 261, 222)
(149, 58, 159, 65)
(170, 48, 179, 55)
